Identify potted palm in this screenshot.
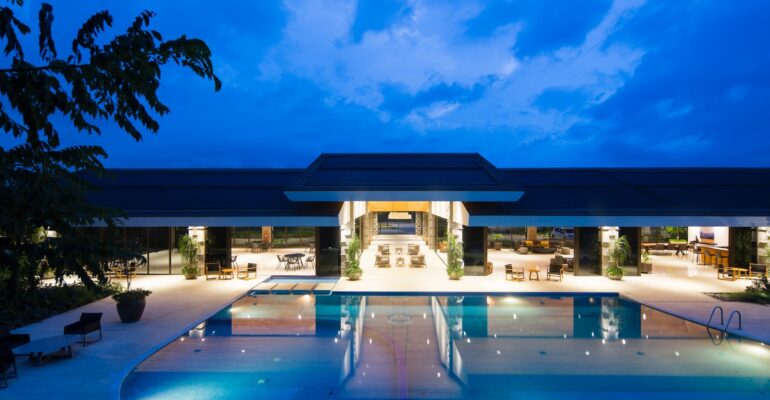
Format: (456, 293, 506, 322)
(490, 233, 504, 251)
(344, 235, 362, 281)
(112, 261, 152, 323)
(178, 234, 200, 279)
(446, 234, 464, 280)
(607, 235, 631, 280)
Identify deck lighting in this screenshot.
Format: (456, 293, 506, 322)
(466, 338, 471, 343)
(241, 349, 246, 353)
(585, 351, 590, 356)
(513, 313, 517, 320)
(496, 350, 501, 355)
(675, 351, 680, 357)
(334, 338, 338, 343)
(622, 339, 626, 345)
(602, 339, 606, 344)
(427, 339, 430, 345)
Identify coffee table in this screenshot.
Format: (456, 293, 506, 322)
(528, 266, 541, 281)
(13, 334, 81, 365)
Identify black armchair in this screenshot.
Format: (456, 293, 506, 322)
(63, 312, 103, 345)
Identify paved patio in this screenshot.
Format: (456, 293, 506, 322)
(6, 255, 769, 398)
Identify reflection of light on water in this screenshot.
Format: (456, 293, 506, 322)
(739, 343, 770, 358)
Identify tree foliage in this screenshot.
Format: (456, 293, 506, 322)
(0, 1, 220, 316)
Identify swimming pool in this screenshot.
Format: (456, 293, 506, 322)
(121, 293, 770, 399)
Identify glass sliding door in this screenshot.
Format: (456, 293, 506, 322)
(147, 227, 171, 274)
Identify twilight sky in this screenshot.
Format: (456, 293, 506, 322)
(4, 0, 770, 167)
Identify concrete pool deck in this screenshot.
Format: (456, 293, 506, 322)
(6, 272, 770, 399)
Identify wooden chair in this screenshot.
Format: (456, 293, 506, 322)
(410, 255, 426, 268)
(717, 263, 734, 280)
(205, 262, 221, 280)
(505, 264, 524, 281)
(749, 263, 768, 279)
(547, 263, 565, 282)
(239, 263, 257, 280)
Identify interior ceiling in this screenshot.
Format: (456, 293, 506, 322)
(367, 201, 430, 213)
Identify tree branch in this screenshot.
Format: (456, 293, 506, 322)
(0, 63, 91, 74)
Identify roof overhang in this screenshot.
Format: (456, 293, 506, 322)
(284, 190, 524, 202)
(92, 215, 341, 228)
(467, 215, 770, 227)
(285, 153, 524, 203)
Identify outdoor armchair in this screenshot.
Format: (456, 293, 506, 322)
(749, 263, 767, 279)
(63, 312, 103, 345)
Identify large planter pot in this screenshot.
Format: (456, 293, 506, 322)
(607, 274, 623, 281)
(347, 271, 362, 281)
(640, 262, 653, 274)
(448, 271, 463, 280)
(184, 272, 198, 280)
(116, 298, 147, 323)
(493, 242, 503, 251)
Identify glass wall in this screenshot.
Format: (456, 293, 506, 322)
(619, 227, 640, 276)
(536, 226, 576, 248)
(641, 227, 688, 243)
(271, 226, 315, 249)
(487, 226, 526, 248)
(576, 227, 601, 276)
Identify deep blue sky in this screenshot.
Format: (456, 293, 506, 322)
(3, 0, 770, 167)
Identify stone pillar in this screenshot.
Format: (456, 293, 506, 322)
(756, 227, 769, 264)
(600, 226, 620, 276)
(261, 226, 272, 245)
(527, 226, 538, 241)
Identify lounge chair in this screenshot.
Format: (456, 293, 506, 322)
(410, 255, 426, 268)
(547, 262, 564, 282)
(375, 256, 390, 268)
(63, 313, 102, 345)
(205, 262, 221, 280)
(239, 263, 257, 280)
(305, 256, 315, 269)
(749, 263, 768, 279)
(408, 244, 420, 255)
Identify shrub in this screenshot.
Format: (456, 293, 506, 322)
(0, 282, 120, 328)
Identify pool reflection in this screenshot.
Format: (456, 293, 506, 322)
(123, 294, 770, 400)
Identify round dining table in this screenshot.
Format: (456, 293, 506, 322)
(284, 253, 306, 270)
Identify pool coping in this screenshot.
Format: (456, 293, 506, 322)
(109, 278, 266, 400)
(111, 288, 765, 399)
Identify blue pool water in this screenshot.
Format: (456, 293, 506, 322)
(121, 293, 770, 399)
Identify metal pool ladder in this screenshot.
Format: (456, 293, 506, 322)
(706, 306, 743, 345)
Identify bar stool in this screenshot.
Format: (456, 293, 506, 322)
(717, 252, 729, 269)
(707, 249, 718, 268)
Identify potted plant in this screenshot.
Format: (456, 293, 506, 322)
(178, 234, 200, 279)
(607, 235, 630, 280)
(446, 234, 464, 280)
(490, 233, 504, 251)
(112, 262, 152, 323)
(344, 235, 362, 281)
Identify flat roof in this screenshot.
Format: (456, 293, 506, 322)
(284, 153, 525, 201)
(464, 168, 770, 226)
(85, 157, 770, 226)
(84, 169, 342, 226)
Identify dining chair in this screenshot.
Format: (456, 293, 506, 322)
(276, 255, 287, 270)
